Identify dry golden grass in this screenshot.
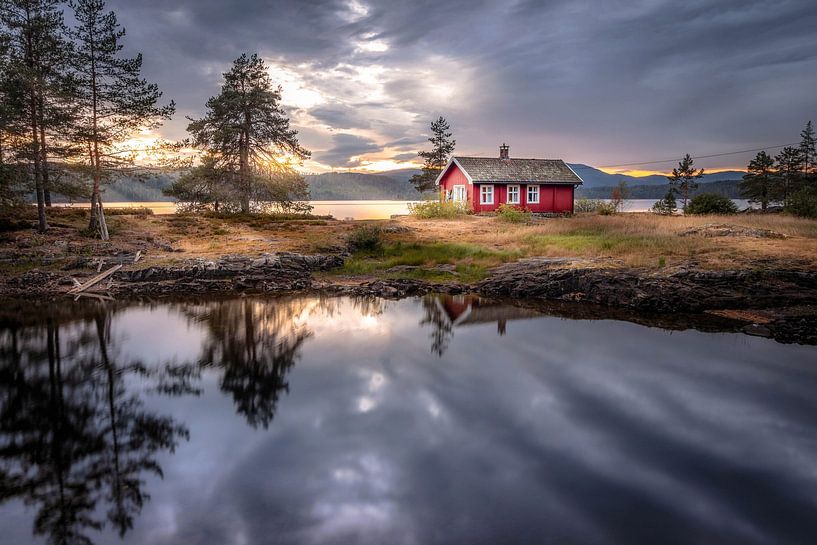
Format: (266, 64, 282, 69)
(395, 213, 817, 270)
(2, 207, 815, 274)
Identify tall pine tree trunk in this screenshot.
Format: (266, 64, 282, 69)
(239, 115, 251, 213)
(239, 137, 250, 213)
(24, 7, 47, 233)
(38, 96, 51, 207)
(30, 92, 47, 233)
(87, 47, 109, 240)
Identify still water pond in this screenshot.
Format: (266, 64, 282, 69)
(1, 295, 816, 545)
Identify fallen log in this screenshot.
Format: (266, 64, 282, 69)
(68, 264, 122, 295)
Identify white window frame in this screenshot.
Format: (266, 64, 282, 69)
(507, 184, 520, 205)
(452, 185, 466, 202)
(480, 184, 494, 205)
(527, 184, 540, 204)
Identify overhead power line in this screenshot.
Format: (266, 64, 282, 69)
(579, 142, 801, 170)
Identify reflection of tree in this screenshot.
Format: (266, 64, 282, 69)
(0, 319, 103, 545)
(188, 298, 316, 428)
(421, 297, 455, 357)
(183, 295, 384, 428)
(0, 307, 192, 545)
(91, 313, 191, 537)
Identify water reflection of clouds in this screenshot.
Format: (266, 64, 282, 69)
(3, 296, 817, 545)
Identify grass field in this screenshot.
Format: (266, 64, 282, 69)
(2, 206, 816, 281)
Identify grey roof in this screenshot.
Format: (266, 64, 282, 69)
(451, 157, 583, 184)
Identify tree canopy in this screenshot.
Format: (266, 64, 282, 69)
(739, 150, 776, 210)
(68, 0, 175, 239)
(181, 53, 310, 213)
(667, 154, 704, 210)
(410, 116, 455, 193)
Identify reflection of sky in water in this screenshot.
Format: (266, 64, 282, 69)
(2, 296, 817, 545)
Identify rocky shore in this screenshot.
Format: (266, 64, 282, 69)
(2, 252, 816, 345)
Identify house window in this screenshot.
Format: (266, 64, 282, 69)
(480, 185, 494, 205)
(527, 185, 540, 204)
(507, 185, 520, 204)
(453, 185, 466, 202)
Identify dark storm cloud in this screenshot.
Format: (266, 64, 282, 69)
(314, 133, 383, 167)
(391, 152, 419, 161)
(310, 103, 372, 129)
(101, 0, 817, 169)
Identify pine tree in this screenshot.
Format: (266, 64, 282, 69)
(68, 0, 175, 239)
(410, 116, 455, 193)
(0, 0, 72, 232)
(667, 154, 704, 211)
(651, 189, 677, 215)
(739, 151, 776, 211)
(774, 146, 803, 205)
(800, 120, 816, 176)
(0, 29, 27, 204)
(185, 53, 310, 213)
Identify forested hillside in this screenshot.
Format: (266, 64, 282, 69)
(576, 179, 742, 199)
(305, 171, 426, 200)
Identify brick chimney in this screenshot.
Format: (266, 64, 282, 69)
(499, 143, 509, 160)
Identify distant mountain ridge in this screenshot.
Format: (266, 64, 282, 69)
(576, 179, 743, 200)
(567, 164, 745, 188)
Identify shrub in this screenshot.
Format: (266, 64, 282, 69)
(408, 200, 468, 219)
(685, 193, 738, 215)
(786, 188, 817, 218)
(574, 199, 617, 214)
(595, 201, 618, 215)
(496, 203, 532, 223)
(346, 224, 384, 252)
(574, 199, 605, 213)
(652, 191, 677, 215)
(105, 207, 154, 216)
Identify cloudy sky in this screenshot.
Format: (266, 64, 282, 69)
(105, 0, 817, 174)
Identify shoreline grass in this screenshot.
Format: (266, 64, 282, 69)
(2, 206, 816, 278)
(332, 241, 522, 283)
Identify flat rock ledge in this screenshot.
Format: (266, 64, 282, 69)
(110, 253, 345, 297)
(0, 253, 344, 299)
(476, 259, 817, 313)
(678, 223, 788, 239)
(2, 253, 816, 343)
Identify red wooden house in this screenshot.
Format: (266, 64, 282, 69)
(436, 144, 583, 213)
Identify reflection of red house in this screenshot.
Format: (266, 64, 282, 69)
(436, 144, 583, 214)
(435, 295, 542, 336)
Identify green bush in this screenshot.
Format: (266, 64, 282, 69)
(105, 207, 154, 216)
(574, 199, 617, 215)
(346, 224, 384, 252)
(786, 188, 817, 218)
(408, 200, 468, 219)
(685, 193, 738, 215)
(496, 203, 532, 223)
(652, 191, 678, 215)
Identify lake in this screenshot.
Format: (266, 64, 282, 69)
(52, 199, 754, 219)
(1, 295, 816, 545)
